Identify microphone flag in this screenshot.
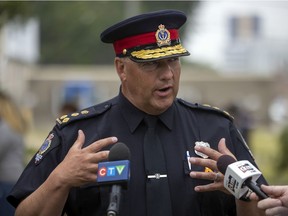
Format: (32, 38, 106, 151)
(97, 160, 130, 185)
(223, 160, 262, 199)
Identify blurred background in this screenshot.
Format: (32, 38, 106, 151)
(0, 1, 288, 184)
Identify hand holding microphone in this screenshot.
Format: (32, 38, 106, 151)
(190, 138, 268, 201)
(250, 185, 288, 216)
(217, 154, 268, 200)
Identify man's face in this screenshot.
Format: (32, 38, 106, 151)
(115, 57, 181, 115)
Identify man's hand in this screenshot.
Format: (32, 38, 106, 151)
(52, 130, 118, 188)
(250, 185, 288, 216)
(189, 138, 235, 193)
(15, 130, 118, 216)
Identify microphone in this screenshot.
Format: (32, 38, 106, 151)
(97, 142, 131, 216)
(217, 155, 268, 200)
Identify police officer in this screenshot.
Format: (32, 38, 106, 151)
(7, 10, 267, 216)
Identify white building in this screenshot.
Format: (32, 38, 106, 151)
(185, 1, 288, 75)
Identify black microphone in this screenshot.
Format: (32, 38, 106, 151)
(217, 154, 268, 200)
(97, 142, 130, 216)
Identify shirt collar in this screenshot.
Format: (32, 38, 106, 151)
(119, 91, 175, 133)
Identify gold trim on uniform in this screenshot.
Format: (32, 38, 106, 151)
(202, 104, 233, 119)
(202, 104, 211, 108)
(81, 110, 89, 114)
(71, 113, 79, 117)
(60, 115, 68, 120)
(62, 118, 70, 123)
(223, 111, 234, 119)
(131, 44, 187, 60)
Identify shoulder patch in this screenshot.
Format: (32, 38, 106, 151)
(177, 98, 234, 121)
(56, 102, 112, 129)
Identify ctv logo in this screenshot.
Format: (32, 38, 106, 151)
(97, 160, 130, 184)
(99, 165, 126, 177)
(237, 163, 256, 173)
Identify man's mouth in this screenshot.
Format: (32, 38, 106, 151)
(159, 86, 170, 92)
(155, 85, 173, 97)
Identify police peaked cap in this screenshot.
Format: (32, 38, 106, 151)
(100, 9, 190, 62)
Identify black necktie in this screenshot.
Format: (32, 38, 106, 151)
(143, 115, 173, 216)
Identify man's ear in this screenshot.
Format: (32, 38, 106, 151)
(114, 57, 127, 82)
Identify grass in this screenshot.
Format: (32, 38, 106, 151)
(250, 126, 288, 185)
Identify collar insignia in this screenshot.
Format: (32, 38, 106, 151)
(155, 24, 171, 47)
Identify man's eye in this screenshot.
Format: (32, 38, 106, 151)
(142, 61, 158, 66)
(138, 61, 159, 70)
(168, 57, 179, 62)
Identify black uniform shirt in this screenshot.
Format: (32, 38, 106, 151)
(7, 91, 266, 216)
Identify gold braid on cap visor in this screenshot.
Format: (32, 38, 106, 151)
(130, 44, 187, 59)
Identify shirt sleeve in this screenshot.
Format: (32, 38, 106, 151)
(7, 127, 63, 207)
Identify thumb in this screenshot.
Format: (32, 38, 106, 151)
(73, 130, 85, 149)
(218, 138, 237, 160)
(261, 185, 283, 197)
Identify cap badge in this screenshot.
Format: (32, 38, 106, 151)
(155, 24, 171, 47)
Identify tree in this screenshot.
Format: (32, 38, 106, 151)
(0, 1, 34, 25)
(0, 1, 199, 65)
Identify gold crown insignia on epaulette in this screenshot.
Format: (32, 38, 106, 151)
(56, 110, 90, 125)
(202, 104, 234, 119)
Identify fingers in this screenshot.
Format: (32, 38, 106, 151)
(258, 198, 282, 209)
(249, 192, 260, 201)
(189, 157, 218, 171)
(189, 138, 234, 194)
(218, 138, 236, 160)
(193, 144, 222, 162)
(258, 199, 287, 216)
(191, 171, 228, 193)
(254, 186, 288, 216)
(73, 130, 86, 150)
(85, 136, 118, 153)
(194, 181, 223, 192)
(189, 155, 227, 193)
(261, 185, 285, 198)
(190, 170, 223, 182)
(72, 130, 118, 153)
(59, 131, 119, 186)
(265, 206, 288, 216)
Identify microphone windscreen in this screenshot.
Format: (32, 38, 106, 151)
(108, 142, 131, 161)
(217, 155, 237, 174)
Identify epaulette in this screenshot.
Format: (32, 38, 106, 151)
(56, 102, 112, 129)
(177, 98, 234, 121)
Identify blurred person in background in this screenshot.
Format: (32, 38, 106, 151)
(226, 103, 254, 147)
(250, 185, 288, 216)
(59, 102, 79, 117)
(0, 90, 28, 216)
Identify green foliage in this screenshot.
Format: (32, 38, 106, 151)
(0, 1, 34, 25)
(0, 1, 199, 65)
(37, 1, 124, 64)
(278, 125, 288, 170)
